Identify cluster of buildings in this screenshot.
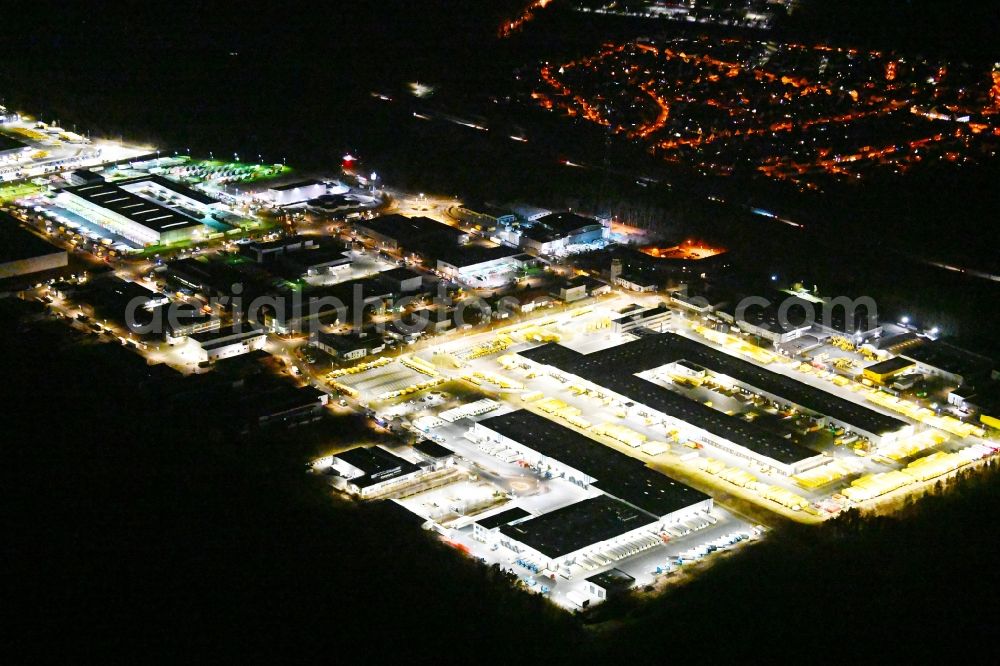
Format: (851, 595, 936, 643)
(670, 283, 880, 345)
(324, 442, 456, 499)
(1, 114, 148, 183)
(494, 211, 607, 257)
(355, 214, 532, 282)
(518, 332, 912, 475)
(472, 410, 712, 574)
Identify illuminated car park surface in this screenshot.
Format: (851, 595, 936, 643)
(3, 89, 995, 609)
(7, 145, 992, 605)
(308, 291, 996, 605)
(0, 115, 149, 183)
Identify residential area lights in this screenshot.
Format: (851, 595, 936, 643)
(529, 36, 1000, 191)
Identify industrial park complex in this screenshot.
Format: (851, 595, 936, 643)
(3, 89, 1000, 613)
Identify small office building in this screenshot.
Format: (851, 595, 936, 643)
(330, 446, 430, 498)
(190, 324, 267, 362)
(862, 357, 916, 385)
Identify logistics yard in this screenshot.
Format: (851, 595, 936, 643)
(6, 155, 1000, 607)
(306, 291, 999, 607)
(2, 93, 999, 612)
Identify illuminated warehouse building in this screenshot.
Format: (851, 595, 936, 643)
(57, 175, 225, 246)
(472, 410, 712, 574)
(517, 333, 912, 475)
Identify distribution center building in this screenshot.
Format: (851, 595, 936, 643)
(473, 410, 712, 573)
(57, 175, 224, 246)
(517, 333, 911, 473)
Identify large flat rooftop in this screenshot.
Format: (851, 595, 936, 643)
(126, 174, 219, 207)
(479, 410, 710, 517)
(62, 181, 203, 234)
(357, 214, 461, 243)
(522, 332, 908, 441)
(498, 495, 655, 560)
(536, 212, 599, 233)
(902, 340, 994, 380)
(519, 339, 817, 465)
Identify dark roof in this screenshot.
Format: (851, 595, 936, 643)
(478, 410, 710, 516)
(618, 270, 659, 287)
(902, 340, 994, 380)
(88, 275, 162, 304)
(531, 212, 601, 238)
(474, 506, 532, 530)
(407, 306, 453, 325)
(380, 267, 423, 282)
(585, 567, 636, 591)
(190, 323, 265, 346)
(413, 439, 453, 459)
(875, 331, 919, 351)
(314, 331, 380, 354)
(565, 275, 608, 291)
(719, 298, 810, 334)
(62, 180, 203, 234)
(358, 214, 460, 243)
(0, 133, 26, 152)
(519, 342, 812, 465)
(336, 447, 421, 489)
(0, 214, 66, 264)
(131, 174, 219, 206)
(612, 305, 671, 324)
(244, 235, 313, 253)
(358, 215, 519, 269)
(257, 385, 327, 421)
(864, 356, 916, 376)
(435, 242, 521, 269)
(71, 169, 106, 184)
(523, 332, 908, 439)
(498, 495, 654, 559)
